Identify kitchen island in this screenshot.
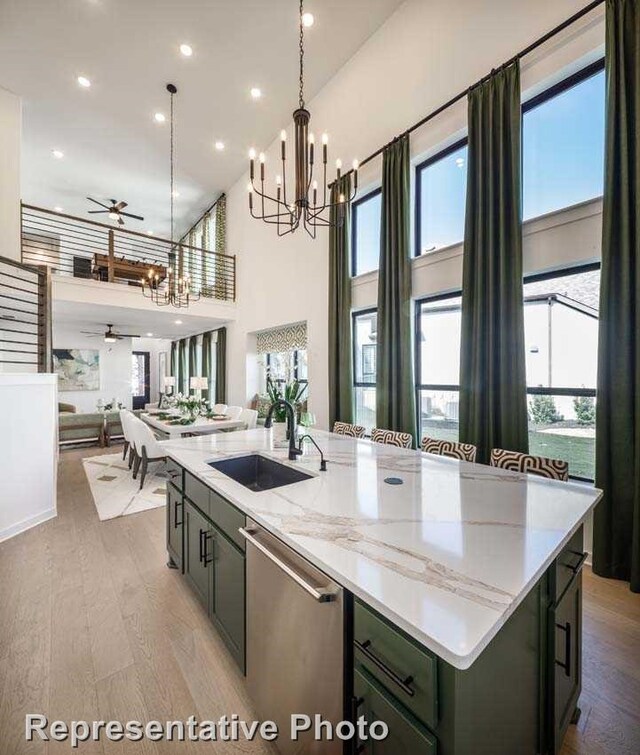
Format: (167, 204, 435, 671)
(163, 428, 601, 755)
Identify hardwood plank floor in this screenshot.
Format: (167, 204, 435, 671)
(0, 445, 638, 754)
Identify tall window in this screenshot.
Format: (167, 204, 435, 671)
(524, 265, 599, 480)
(353, 310, 377, 429)
(352, 189, 382, 277)
(265, 349, 308, 386)
(523, 60, 605, 220)
(415, 294, 462, 443)
(415, 140, 468, 256)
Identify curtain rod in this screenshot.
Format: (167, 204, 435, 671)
(180, 192, 225, 241)
(338, 0, 605, 181)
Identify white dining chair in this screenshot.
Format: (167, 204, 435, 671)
(120, 410, 136, 467)
(226, 405, 243, 421)
(239, 408, 258, 430)
(128, 416, 167, 489)
(212, 403, 228, 415)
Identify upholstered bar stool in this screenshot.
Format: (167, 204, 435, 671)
(490, 448, 569, 481)
(420, 436, 477, 462)
(332, 421, 366, 438)
(371, 428, 413, 449)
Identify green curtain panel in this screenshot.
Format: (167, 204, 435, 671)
(328, 175, 354, 429)
(594, 0, 640, 593)
(178, 338, 188, 395)
(376, 135, 416, 443)
(215, 327, 227, 404)
(188, 337, 198, 393)
(459, 63, 528, 464)
(202, 330, 212, 402)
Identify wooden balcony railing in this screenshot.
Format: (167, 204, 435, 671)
(21, 204, 236, 302)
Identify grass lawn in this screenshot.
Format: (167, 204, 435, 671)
(421, 421, 595, 480)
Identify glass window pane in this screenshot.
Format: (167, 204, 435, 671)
(418, 297, 462, 385)
(296, 349, 308, 381)
(354, 312, 377, 384)
(418, 144, 467, 254)
(355, 386, 376, 431)
(418, 389, 460, 443)
(524, 268, 600, 390)
(353, 192, 381, 276)
(528, 393, 596, 479)
(523, 69, 605, 220)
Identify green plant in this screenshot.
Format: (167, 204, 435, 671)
(175, 394, 208, 420)
(529, 394, 563, 425)
(573, 395, 595, 425)
(266, 376, 307, 422)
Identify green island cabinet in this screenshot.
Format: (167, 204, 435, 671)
(166, 459, 586, 755)
(348, 525, 586, 755)
(165, 463, 246, 671)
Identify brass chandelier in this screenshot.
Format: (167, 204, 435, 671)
(142, 83, 199, 308)
(248, 0, 359, 238)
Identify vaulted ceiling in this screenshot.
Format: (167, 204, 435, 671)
(0, 0, 404, 239)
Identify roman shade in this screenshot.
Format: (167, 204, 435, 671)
(256, 322, 307, 354)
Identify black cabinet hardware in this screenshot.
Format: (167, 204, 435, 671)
(174, 499, 183, 528)
(355, 639, 415, 697)
(203, 531, 214, 565)
(555, 621, 572, 677)
(199, 528, 205, 563)
(566, 551, 588, 575)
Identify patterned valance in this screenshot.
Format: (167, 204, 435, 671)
(256, 322, 307, 354)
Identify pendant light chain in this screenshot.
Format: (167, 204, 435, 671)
(298, 0, 305, 109)
(170, 87, 175, 244)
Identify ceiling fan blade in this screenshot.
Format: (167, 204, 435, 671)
(118, 216, 125, 225)
(114, 201, 128, 211)
(88, 210, 108, 214)
(87, 197, 111, 209)
(116, 333, 141, 338)
(80, 331, 102, 335)
(120, 211, 144, 221)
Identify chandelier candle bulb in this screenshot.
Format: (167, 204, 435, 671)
(309, 133, 314, 165)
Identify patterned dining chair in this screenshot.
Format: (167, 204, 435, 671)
(371, 428, 413, 449)
(490, 448, 569, 482)
(420, 436, 477, 462)
(332, 421, 367, 439)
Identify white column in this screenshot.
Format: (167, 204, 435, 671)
(0, 87, 21, 262)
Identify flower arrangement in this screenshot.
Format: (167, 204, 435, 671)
(175, 393, 209, 421)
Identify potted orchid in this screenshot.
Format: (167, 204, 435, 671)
(175, 393, 209, 422)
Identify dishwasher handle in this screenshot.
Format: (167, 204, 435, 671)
(239, 526, 336, 603)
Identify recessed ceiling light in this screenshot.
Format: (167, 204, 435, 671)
(179, 43, 193, 57)
(175, 320, 182, 325)
(172, 190, 180, 198)
(154, 112, 166, 123)
(146, 332, 153, 337)
(52, 149, 64, 159)
(215, 141, 225, 151)
(146, 230, 154, 235)
(77, 75, 91, 88)
(250, 87, 262, 99)
(302, 12, 314, 27)
(54, 206, 64, 213)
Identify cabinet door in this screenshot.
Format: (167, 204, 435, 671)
(210, 529, 246, 671)
(166, 482, 183, 570)
(354, 665, 437, 755)
(550, 572, 582, 753)
(184, 500, 211, 610)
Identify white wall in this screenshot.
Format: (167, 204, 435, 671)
(0, 87, 21, 262)
(0, 373, 57, 541)
(223, 0, 605, 430)
(53, 324, 133, 411)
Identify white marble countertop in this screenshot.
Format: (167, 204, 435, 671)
(162, 428, 602, 670)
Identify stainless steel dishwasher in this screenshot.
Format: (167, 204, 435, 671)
(241, 520, 344, 755)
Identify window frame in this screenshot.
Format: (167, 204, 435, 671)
(414, 290, 463, 444)
(414, 137, 468, 258)
(265, 349, 308, 386)
(352, 307, 378, 388)
(351, 187, 382, 277)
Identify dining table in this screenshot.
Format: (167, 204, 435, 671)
(140, 411, 245, 438)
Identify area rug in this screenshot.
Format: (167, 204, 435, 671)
(82, 453, 167, 521)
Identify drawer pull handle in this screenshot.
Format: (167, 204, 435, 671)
(355, 639, 415, 697)
(566, 551, 588, 575)
(555, 621, 572, 678)
(173, 500, 183, 528)
(199, 528, 205, 563)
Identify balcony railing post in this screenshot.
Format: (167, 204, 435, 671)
(108, 229, 115, 283)
(37, 265, 53, 373)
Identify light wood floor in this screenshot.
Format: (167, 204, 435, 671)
(0, 446, 638, 754)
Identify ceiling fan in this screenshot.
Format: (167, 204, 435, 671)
(86, 197, 144, 225)
(80, 324, 141, 343)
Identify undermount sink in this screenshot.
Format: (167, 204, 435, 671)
(208, 454, 313, 492)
